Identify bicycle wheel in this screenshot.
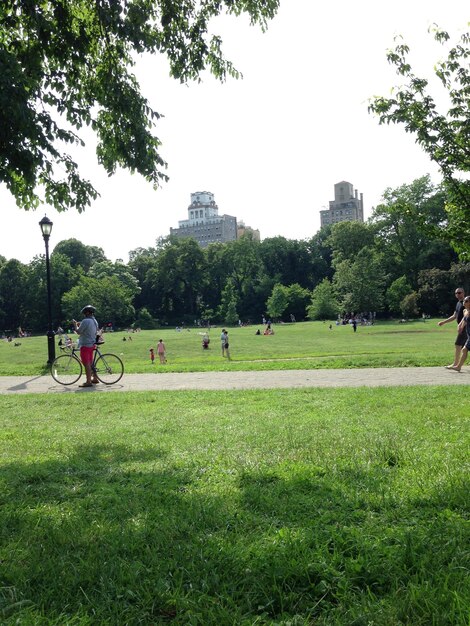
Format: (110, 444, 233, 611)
(51, 354, 82, 385)
(94, 353, 124, 385)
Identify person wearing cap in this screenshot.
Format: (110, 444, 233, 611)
(73, 305, 99, 387)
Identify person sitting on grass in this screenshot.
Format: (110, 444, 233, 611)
(451, 296, 470, 372)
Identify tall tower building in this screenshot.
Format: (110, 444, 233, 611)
(320, 181, 364, 228)
(170, 191, 237, 247)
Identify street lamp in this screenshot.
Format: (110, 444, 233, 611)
(39, 215, 55, 364)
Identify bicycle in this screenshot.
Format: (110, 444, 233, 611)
(50, 344, 124, 386)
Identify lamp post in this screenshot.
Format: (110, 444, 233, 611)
(39, 215, 55, 364)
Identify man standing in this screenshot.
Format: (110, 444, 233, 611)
(73, 304, 99, 387)
(438, 287, 466, 369)
(220, 328, 226, 357)
(223, 330, 231, 361)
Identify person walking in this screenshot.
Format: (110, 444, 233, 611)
(73, 304, 99, 387)
(157, 339, 166, 364)
(149, 347, 155, 364)
(438, 287, 466, 369)
(450, 295, 470, 371)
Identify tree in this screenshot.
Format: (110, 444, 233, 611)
(128, 246, 161, 315)
(307, 279, 339, 321)
(0, 259, 29, 330)
(371, 176, 451, 285)
(1, 0, 279, 212)
(89, 259, 141, 298)
(62, 275, 135, 326)
(328, 221, 376, 266)
(52, 239, 106, 272)
(133, 307, 158, 330)
(259, 237, 314, 289)
(203, 243, 233, 315)
(416, 268, 452, 317)
(401, 292, 419, 319)
(369, 28, 470, 257)
(305, 226, 334, 286)
(221, 237, 263, 320)
(145, 237, 207, 322)
(387, 276, 412, 316)
(449, 262, 470, 293)
(333, 248, 387, 313)
(25, 252, 80, 330)
(284, 283, 311, 321)
(417, 239, 458, 273)
(218, 278, 239, 325)
(266, 284, 288, 321)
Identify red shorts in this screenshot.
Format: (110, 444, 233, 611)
(80, 346, 95, 365)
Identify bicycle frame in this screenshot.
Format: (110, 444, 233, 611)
(63, 344, 103, 365)
(51, 344, 124, 386)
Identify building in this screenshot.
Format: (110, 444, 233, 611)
(237, 221, 260, 242)
(320, 181, 364, 228)
(170, 191, 237, 247)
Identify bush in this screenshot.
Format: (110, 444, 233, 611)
(133, 307, 158, 329)
(401, 292, 419, 318)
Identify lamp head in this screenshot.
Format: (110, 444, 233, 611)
(39, 215, 53, 239)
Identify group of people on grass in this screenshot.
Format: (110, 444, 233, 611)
(66, 289, 470, 388)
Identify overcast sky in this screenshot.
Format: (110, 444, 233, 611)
(2, 0, 469, 264)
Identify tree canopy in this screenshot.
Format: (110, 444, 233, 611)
(369, 27, 470, 257)
(370, 175, 456, 283)
(0, 0, 279, 212)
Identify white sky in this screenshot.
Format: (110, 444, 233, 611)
(1, 0, 469, 264)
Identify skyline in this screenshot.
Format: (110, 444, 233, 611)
(1, 0, 469, 264)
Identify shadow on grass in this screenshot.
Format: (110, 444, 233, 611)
(0, 445, 468, 625)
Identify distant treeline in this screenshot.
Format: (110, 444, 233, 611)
(1, 177, 468, 333)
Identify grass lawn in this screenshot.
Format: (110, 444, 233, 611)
(0, 319, 460, 376)
(0, 387, 468, 625)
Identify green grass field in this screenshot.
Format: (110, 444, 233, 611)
(1, 321, 468, 624)
(0, 319, 460, 375)
(0, 388, 468, 625)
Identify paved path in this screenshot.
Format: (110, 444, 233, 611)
(0, 367, 468, 394)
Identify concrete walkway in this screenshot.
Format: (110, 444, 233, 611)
(0, 367, 468, 394)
